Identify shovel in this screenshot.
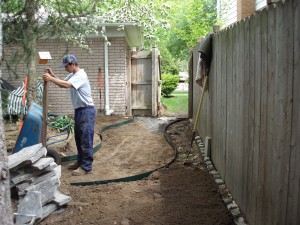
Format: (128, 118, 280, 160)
(190, 75, 208, 147)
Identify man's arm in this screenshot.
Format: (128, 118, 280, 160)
(43, 72, 72, 88)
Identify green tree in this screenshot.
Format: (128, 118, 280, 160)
(2, 0, 170, 103)
(155, 0, 217, 70)
(168, 0, 217, 59)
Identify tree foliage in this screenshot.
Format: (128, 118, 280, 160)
(1, 0, 170, 102)
(1, 0, 217, 101)
(155, 0, 217, 71)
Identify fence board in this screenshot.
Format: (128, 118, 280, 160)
(220, 31, 227, 180)
(244, 15, 256, 220)
(263, 4, 277, 224)
(208, 38, 216, 144)
(246, 14, 256, 222)
(275, 1, 293, 224)
(219, 30, 226, 176)
(214, 32, 225, 174)
(253, 10, 263, 224)
(225, 26, 233, 192)
(242, 16, 251, 219)
(287, 0, 300, 224)
(255, 7, 268, 224)
(193, 0, 300, 224)
(236, 21, 245, 205)
(210, 36, 218, 168)
(225, 25, 235, 192)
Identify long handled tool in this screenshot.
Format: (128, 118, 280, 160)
(38, 51, 51, 147)
(41, 80, 48, 146)
(190, 75, 208, 147)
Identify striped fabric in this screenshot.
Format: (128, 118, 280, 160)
(7, 81, 43, 115)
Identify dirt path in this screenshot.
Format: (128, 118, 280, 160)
(5, 116, 234, 225)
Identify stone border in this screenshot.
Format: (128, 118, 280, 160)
(194, 135, 248, 225)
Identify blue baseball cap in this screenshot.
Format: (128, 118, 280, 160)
(59, 54, 78, 67)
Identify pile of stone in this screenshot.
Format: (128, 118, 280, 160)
(8, 143, 71, 224)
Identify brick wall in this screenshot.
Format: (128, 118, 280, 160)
(237, 0, 255, 20)
(2, 37, 129, 116)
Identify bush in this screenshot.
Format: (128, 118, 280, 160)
(161, 73, 179, 97)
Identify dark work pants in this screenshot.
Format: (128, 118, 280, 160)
(74, 106, 95, 172)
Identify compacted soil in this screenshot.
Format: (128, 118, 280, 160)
(4, 115, 234, 225)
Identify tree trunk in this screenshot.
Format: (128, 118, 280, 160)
(0, 100, 13, 225)
(25, 0, 38, 104)
(27, 37, 38, 104)
(0, 10, 14, 224)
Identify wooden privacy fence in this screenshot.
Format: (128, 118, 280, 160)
(191, 0, 300, 224)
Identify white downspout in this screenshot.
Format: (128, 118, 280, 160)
(104, 39, 114, 115)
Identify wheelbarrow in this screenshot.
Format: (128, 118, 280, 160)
(12, 102, 71, 165)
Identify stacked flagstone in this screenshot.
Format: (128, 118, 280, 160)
(8, 143, 71, 224)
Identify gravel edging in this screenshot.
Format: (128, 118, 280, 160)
(194, 135, 248, 225)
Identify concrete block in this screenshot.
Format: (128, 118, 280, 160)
(44, 162, 58, 172)
(222, 196, 233, 205)
(8, 143, 42, 170)
(204, 137, 211, 157)
(205, 160, 212, 166)
(41, 203, 58, 221)
(16, 181, 32, 192)
(227, 201, 238, 210)
(203, 157, 210, 162)
(234, 216, 247, 225)
(32, 157, 54, 171)
(11, 171, 33, 185)
(53, 165, 61, 180)
(207, 165, 214, 171)
(25, 176, 59, 205)
(230, 208, 242, 218)
(26, 147, 47, 164)
(16, 191, 43, 224)
(215, 178, 225, 185)
(54, 191, 72, 206)
(31, 170, 56, 186)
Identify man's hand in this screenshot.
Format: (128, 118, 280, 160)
(43, 72, 52, 82)
(44, 67, 56, 78)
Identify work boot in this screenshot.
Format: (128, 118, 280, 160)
(68, 161, 79, 170)
(71, 167, 92, 176)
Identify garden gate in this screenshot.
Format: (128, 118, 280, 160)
(128, 45, 161, 116)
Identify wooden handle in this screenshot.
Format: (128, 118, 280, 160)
(193, 76, 208, 132)
(41, 81, 48, 146)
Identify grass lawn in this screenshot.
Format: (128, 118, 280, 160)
(161, 91, 188, 116)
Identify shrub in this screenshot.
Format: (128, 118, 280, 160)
(161, 73, 179, 97)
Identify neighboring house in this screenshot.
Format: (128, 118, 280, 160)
(2, 24, 144, 116)
(217, 0, 280, 27)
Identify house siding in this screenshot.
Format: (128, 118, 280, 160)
(2, 37, 129, 116)
(256, 0, 267, 10)
(219, 0, 258, 27)
(218, 0, 238, 27)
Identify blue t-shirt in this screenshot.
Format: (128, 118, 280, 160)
(64, 69, 94, 109)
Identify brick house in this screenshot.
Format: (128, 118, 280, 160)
(2, 24, 144, 116)
(217, 0, 280, 27)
